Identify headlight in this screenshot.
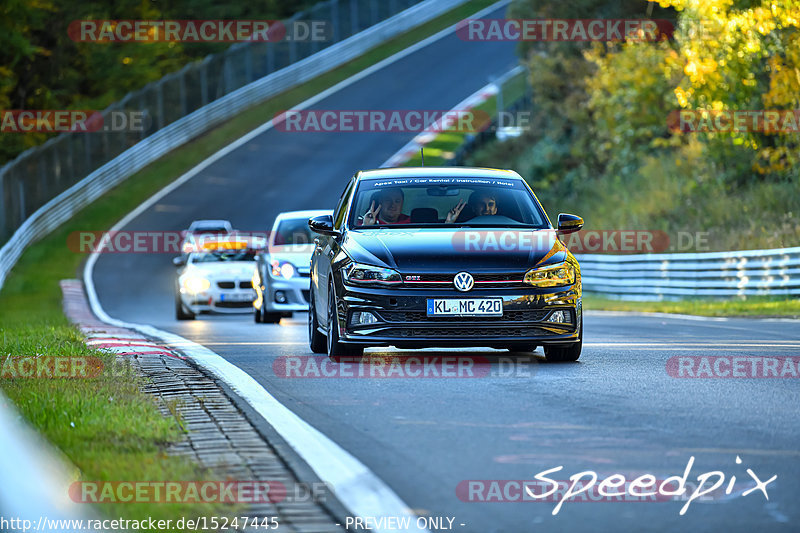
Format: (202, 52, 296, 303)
(182, 275, 210, 293)
(524, 262, 575, 288)
(343, 263, 402, 286)
(271, 260, 296, 279)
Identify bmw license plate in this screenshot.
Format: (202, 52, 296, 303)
(220, 293, 252, 302)
(426, 298, 503, 316)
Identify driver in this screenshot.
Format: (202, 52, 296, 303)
(445, 191, 498, 222)
(361, 188, 411, 225)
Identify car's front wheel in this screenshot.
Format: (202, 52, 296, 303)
(308, 289, 327, 354)
(175, 289, 195, 321)
(327, 284, 363, 358)
(544, 316, 582, 362)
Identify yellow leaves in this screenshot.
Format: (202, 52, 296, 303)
(674, 86, 691, 107)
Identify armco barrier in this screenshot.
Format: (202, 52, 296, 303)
(576, 246, 800, 300)
(0, 0, 476, 289)
(0, 392, 96, 531)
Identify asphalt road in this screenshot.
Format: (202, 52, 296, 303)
(91, 4, 800, 531)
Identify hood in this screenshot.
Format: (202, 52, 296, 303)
(344, 228, 567, 272)
(186, 261, 256, 280)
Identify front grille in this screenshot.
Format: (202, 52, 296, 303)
(217, 281, 235, 289)
(381, 326, 556, 338)
(400, 272, 524, 289)
(215, 301, 253, 309)
(377, 309, 549, 322)
(239, 281, 252, 289)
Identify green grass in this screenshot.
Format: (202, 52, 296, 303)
(584, 294, 800, 318)
(0, 0, 499, 525)
(402, 69, 527, 166)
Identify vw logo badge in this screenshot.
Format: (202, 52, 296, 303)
(454, 272, 474, 292)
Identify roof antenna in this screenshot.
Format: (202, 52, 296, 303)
(420, 147, 425, 166)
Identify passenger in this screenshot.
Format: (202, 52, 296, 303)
(361, 188, 412, 225)
(445, 191, 499, 222)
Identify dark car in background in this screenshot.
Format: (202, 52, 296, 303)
(307, 167, 584, 361)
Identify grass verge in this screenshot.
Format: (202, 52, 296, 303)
(0, 0, 500, 524)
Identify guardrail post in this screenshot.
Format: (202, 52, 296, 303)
(371, 0, 379, 25)
(244, 46, 254, 84)
(156, 81, 165, 130)
(0, 171, 6, 241)
(289, 37, 298, 64)
(332, 0, 340, 43)
(267, 41, 275, 74)
(17, 178, 26, 224)
(351, 0, 359, 34)
(200, 63, 209, 106)
(84, 133, 92, 175)
(179, 72, 188, 116)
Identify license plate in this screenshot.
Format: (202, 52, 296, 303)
(426, 298, 503, 316)
(220, 293, 253, 302)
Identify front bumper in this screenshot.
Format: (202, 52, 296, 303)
(181, 287, 256, 314)
(262, 275, 310, 313)
(333, 282, 581, 349)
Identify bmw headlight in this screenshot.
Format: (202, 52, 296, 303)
(343, 263, 402, 286)
(182, 275, 210, 293)
(271, 260, 296, 279)
(524, 262, 576, 288)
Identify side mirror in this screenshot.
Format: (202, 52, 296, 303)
(308, 215, 338, 236)
(172, 256, 185, 267)
(557, 213, 583, 234)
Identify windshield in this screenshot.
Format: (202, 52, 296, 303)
(191, 251, 257, 263)
(348, 177, 548, 228)
(273, 218, 316, 245)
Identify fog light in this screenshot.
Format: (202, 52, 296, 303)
(274, 291, 287, 304)
(351, 311, 378, 326)
(548, 310, 567, 323)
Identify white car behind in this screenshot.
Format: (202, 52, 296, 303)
(253, 210, 331, 323)
(174, 237, 264, 320)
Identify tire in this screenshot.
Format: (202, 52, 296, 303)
(175, 291, 195, 320)
(262, 312, 282, 323)
(327, 284, 363, 358)
(308, 289, 327, 354)
(544, 316, 582, 362)
(254, 304, 262, 323)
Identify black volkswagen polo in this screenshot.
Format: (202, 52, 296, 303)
(307, 167, 584, 361)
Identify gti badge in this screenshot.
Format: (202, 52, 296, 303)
(454, 271, 474, 292)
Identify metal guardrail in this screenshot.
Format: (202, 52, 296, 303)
(576, 247, 800, 300)
(0, 392, 96, 532)
(0, 0, 473, 289)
